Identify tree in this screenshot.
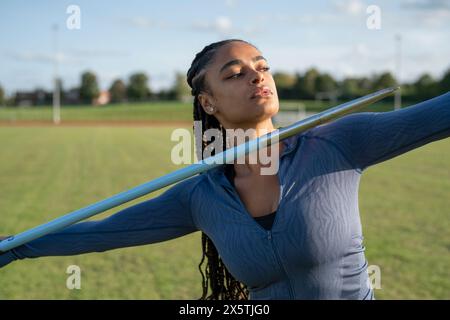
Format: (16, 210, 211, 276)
(79, 71, 99, 104)
(0, 84, 4, 105)
(155, 89, 176, 100)
(400, 83, 417, 102)
(295, 68, 319, 99)
(439, 68, 450, 93)
(372, 72, 397, 91)
(315, 73, 337, 93)
(273, 72, 296, 88)
(172, 72, 191, 101)
(414, 73, 438, 100)
(340, 78, 360, 99)
(127, 72, 150, 101)
(273, 72, 296, 99)
(109, 79, 127, 103)
(357, 77, 372, 96)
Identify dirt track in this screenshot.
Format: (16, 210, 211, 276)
(0, 120, 192, 127)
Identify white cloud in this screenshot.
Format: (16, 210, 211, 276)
(333, 0, 365, 15)
(67, 49, 131, 58)
(402, 51, 450, 81)
(399, 0, 450, 27)
(264, 39, 449, 84)
(150, 72, 175, 91)
(402, 0, 450, 10)
(271, 13, 338, 25)
(122, 17, 169, 29)
(129, 16, 154, 28)
(4, 49, 131, 65)
(266, 43, 396, 81)
(353, 43, 370, 58)
(265, 45, 350, 76)
(225, 0, 237, 8)
(413, 9, 450, 27)
(192, 16, 234, 35)
(249, 11, 366, 30)
(5, 52, 69, 64)
(403, 29, 448, 46)
(216, 16, 233, 34)
(98, 72, 121, 88)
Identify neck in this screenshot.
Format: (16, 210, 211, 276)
(223, 118, 277, 140)
(223, 118, 283, 177)
(239, 118, 277, 139)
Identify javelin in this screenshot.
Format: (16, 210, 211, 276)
(0, 87, 398, 252)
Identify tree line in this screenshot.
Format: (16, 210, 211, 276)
(0, 67, 449, 106)
(273, 68, 450, 102)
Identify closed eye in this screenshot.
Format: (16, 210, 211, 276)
(227, 73, 243, 79)
(226, 66, 271, 80)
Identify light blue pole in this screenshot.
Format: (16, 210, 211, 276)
(0, 87, 398, 252)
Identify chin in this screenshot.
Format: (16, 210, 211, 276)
(251, 102, 279, 121)
(260, 100, 279, 115)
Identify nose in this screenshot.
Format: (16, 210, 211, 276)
(250, 69, 264, 84)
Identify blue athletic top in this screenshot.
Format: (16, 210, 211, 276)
(225, 164, 277, 230)
(253, 211, 276, 230)
(1, 92, 449, 300)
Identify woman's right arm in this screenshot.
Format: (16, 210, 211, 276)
(0, 177, 199, 268)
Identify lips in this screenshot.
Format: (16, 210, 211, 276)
(251, 86, 272, 99)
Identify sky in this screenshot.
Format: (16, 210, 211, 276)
(1, 0, 449, 95)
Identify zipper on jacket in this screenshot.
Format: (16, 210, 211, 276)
(267, 230, 295, 299)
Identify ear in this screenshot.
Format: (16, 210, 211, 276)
(198, 92, 216, 115)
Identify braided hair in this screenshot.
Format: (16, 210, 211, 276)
(187, 39, 257, 300)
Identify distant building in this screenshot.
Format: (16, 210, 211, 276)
(13, 88, 105, 106)
(64, 88, 80, 104)
(14, 92, 35, 106)
(14, 90, 50, 106)
(34, 89, 49, 105)
(93, 90, 110, 106)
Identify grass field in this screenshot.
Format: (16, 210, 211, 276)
(0, 125, 448, 299)
(0, 99, 398, 122)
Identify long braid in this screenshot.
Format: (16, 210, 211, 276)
(187, 39, 254, 300)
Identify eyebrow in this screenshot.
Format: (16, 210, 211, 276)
(219, 55, 267, 74)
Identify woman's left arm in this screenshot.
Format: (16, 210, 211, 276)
(314, 91, 450, 171)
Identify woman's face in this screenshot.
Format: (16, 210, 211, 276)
(198, 41, 279, 129)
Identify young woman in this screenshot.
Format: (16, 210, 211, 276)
(1, 39, 449, 300)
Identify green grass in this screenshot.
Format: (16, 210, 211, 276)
(0, 126, 448, 299)
(0, 100, 399, 122)
(0, 102, 194, 122)
(360, 140, 450, 299)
